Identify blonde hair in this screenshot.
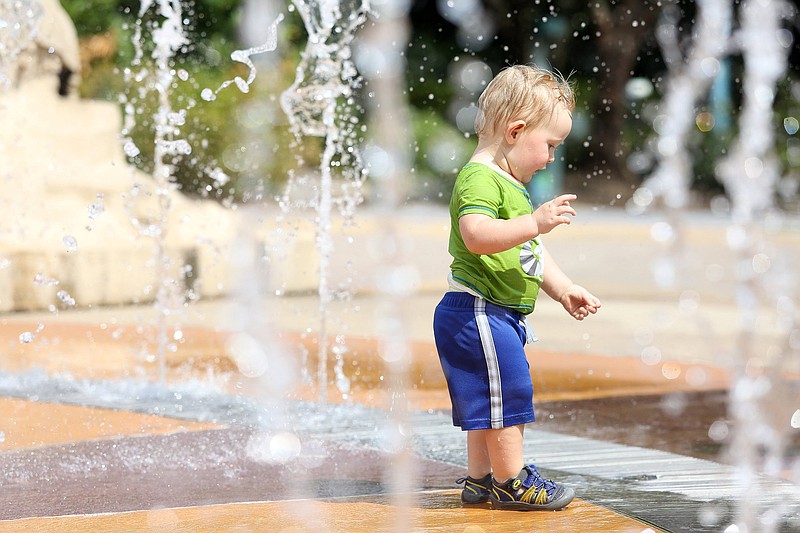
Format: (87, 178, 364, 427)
(474, 65, 575, 138)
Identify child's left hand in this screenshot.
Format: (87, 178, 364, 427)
(559, 284, 601, 321)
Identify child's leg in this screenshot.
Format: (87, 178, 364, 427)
(486, 424, 576, 511)
(466, 430, 492, 478)
(467, 425, 525, 481)
(484, 425, 525, 482)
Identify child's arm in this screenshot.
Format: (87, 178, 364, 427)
(541, 247, 601, 321)
(460, 194, 577, 255)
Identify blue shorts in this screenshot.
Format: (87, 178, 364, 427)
(433, 292, 535, 430)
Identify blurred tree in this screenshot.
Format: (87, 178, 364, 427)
(59, 0, 307, 202)
(60, 0, 118, 35)
(587, 0, 662, 187)
(57, 0, 800, 205)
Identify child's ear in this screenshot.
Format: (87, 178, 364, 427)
(505, 120, 526, 143)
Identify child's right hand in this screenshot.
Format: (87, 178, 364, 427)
(559, 284, 601, 320)
(533, 194, 577, 235)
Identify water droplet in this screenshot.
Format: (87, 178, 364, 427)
(698, 501, 726, 527)
(336, 372, 351, 394)
(685, 366, 707, 387)
(175, 139, 192, 155)
(19, 331, 35, 343)
(208, 166, 230, 186)
(752, 253, 771, 274)
(455, 104, 479, 133)
(164, 139, 192, 155)
(791, 409, 800, 429)
(700, 57, 720, 77)
(123, 141, 140, 157)
(650, 221, 675, 243)
(624, 77, 653, 100)
(661, 362, 681, 380)
(33, 273, 58, 286)
(784, 117, 799, 135)
(641, 345, 661, 366)
(201, 88, 216, 101)
(63, 235, 78, 252)
(167, 111, 186, 126)
(234, 76, 250, 93)
(88, 202, 105, 220)
(631, 186, 654, 207)
(56, 290, 76, 307)
(661, 392, 687, 416)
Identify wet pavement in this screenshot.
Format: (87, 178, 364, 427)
(1, 207, 799, 532)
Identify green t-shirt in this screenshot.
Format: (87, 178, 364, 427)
(448, 162, 544, 314)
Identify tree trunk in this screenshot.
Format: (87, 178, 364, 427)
(589, 0, 662, 187)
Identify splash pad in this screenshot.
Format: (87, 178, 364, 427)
(1, 0, 799, 531)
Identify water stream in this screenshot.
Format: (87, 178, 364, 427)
(0, 0, 42, 88)
(121, 1, 285, 384)
(121, 0, 193, 383)
(717, 1, 795, 531)
(355, 0, 415, 522)
(640, 1, 796, 530)
(279, 0, 370, 402)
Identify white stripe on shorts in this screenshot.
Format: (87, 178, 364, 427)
(474, 297, 503, 428)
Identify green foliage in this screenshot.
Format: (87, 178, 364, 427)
(405, 32, 458, 112)
(68, 0, 311, 203)
(62, 0, 800, 207)
(60, 0, 119, 35)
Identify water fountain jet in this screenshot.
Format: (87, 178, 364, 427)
(280, 0, 370, 403)
(637, 0, 798, 529)
(716, 1, 797, 530)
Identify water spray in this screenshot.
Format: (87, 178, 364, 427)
(280, 0, 370, 403)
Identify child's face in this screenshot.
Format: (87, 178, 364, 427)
(505, 106, 572, 184)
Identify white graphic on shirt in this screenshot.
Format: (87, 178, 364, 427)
(520, 240, 543, 278)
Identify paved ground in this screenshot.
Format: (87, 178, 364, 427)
(1, 206, 799, 532)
